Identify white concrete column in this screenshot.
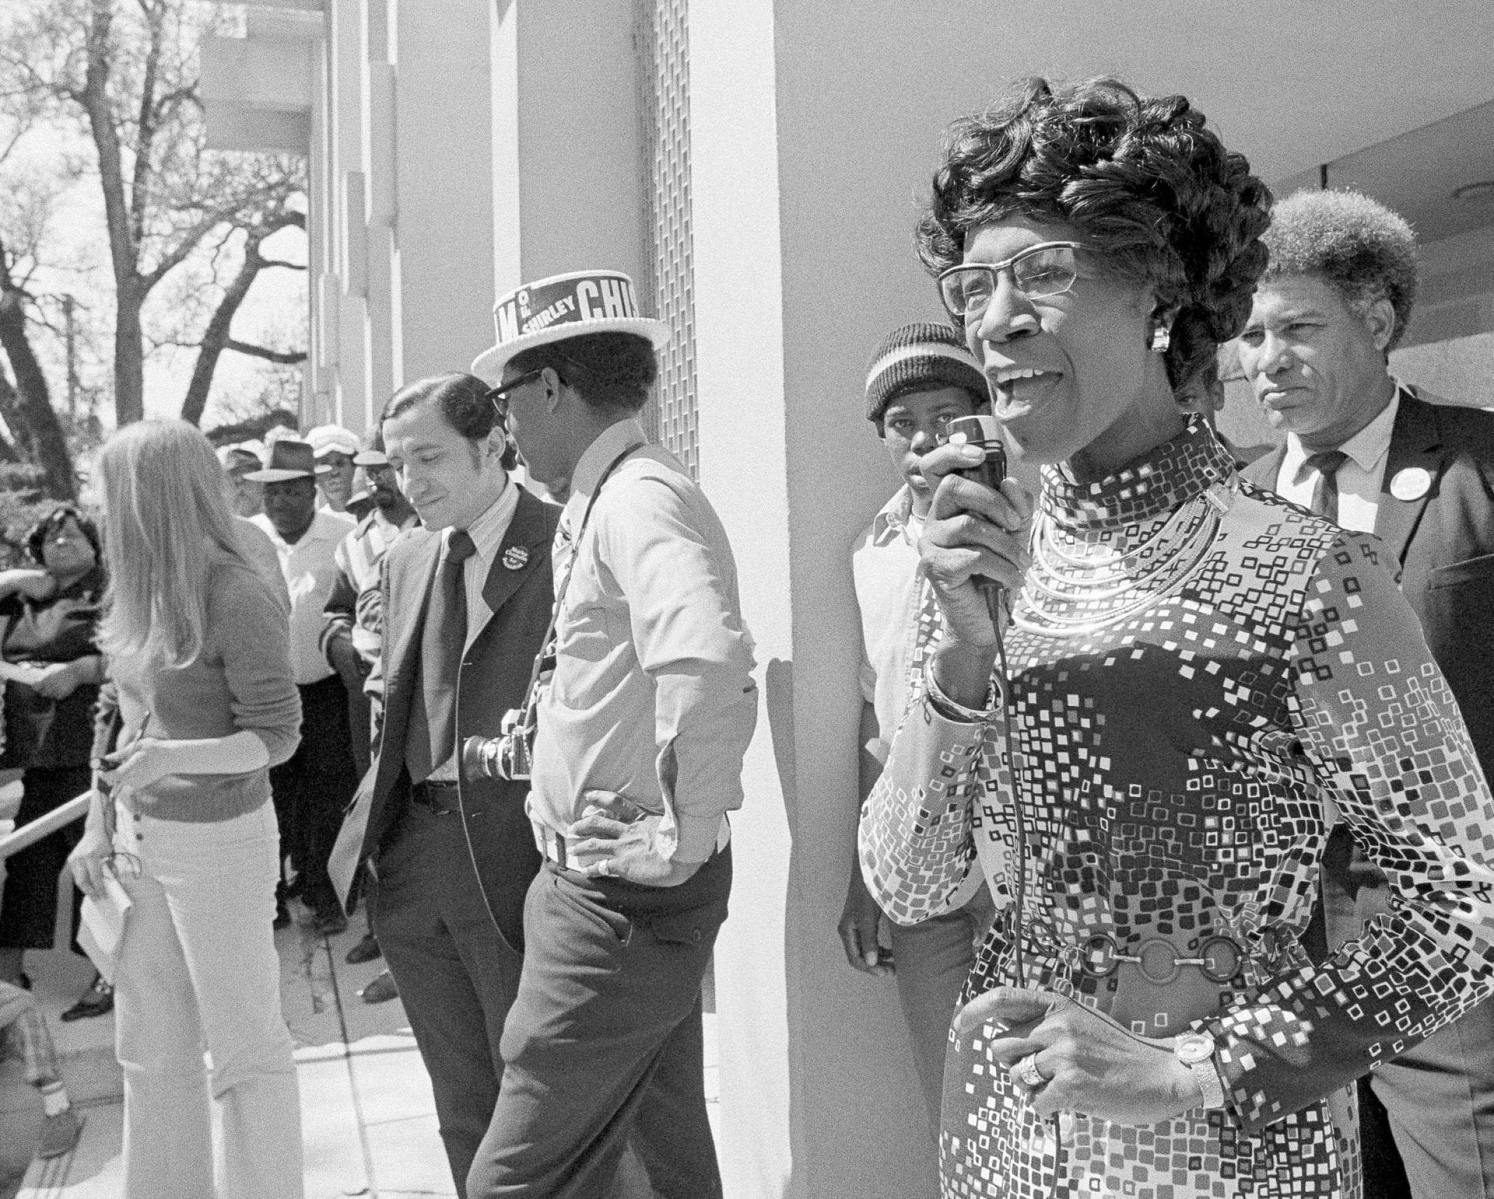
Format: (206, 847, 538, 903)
(391, 0, 499, 382)
(488, 0, 648, 303)
(693, 3, 1010, 1196)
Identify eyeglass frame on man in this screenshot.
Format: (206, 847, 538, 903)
(937, 240, 1088, 323)
(483, 368, 546, 419)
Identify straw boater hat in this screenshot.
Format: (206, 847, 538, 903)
(244, 439, 318, 483)
(470, 269, 669, 385)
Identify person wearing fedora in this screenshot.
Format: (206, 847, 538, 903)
(1238, 189, 1494, 1199)
(247, 439, 358, 933)
(464, 270, 757, 1199)
(325, 373, 555, 1189)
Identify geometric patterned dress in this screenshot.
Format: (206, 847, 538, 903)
(860, 420, 1494, 1198)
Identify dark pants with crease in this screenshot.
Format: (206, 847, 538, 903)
(1313, 824, 1494, 1199)
(467, 846, 731, 1199)
(369, 802, 525, 1193)
(270, 675, 357, 916)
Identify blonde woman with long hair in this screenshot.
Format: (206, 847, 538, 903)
(68, 420, 304, 1199)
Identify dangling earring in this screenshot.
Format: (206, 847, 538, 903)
(1149, 321, 1172, 354)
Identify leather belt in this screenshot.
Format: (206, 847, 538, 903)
(411, 779, 462, 815)
(534, 823, 569, 868)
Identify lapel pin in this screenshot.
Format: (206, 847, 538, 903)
(1389, 466, 1431, 502)
(502, 545, 530, 571)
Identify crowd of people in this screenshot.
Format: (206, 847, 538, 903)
(1, 71, 1492, 1199)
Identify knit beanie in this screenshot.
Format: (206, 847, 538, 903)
(865, 322, 988, 428)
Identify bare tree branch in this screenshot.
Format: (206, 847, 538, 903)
(225, 339, 305, 365)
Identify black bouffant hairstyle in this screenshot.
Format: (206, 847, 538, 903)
(916, 77, 1273, 396)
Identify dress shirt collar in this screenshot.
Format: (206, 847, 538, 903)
(1285, 384, 1401, 486)
(450, 477, 518, 565)
(562, 417, 649, 529)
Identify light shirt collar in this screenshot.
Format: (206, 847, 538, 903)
(870, 485, 919, 546)
(562, 418, 649, 527)
(1284, 384, 1401, 485)
(452, 477, 518, 565)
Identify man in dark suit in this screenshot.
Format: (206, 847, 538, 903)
(1238, 188, 1494, 1199)
(328, 372, 556, 1191)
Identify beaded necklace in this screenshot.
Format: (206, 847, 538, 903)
(1013, 480, 1232, 637)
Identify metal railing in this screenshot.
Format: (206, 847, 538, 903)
(0, 794, 89, 862)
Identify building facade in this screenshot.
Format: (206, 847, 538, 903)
(206, 3, 1494, 1196)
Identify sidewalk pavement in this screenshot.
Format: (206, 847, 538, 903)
(3, 900, 720, 1199)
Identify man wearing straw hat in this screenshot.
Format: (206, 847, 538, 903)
(465, 269, 758, 1199)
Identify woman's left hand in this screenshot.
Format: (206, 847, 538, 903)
(955, 986, 1201, 1124)
(97, 737, 177, 796)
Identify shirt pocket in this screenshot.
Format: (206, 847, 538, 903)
(551, 603, 614, 709)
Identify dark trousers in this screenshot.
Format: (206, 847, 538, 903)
(0, 766, 92, 951)
(467, 847, 731, 1199)
(1315, 824, 1494, 1199)
(270, 676, 357, 915)
(369, 802, 524, 1193)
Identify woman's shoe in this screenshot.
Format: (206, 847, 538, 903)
(59, 974, 113, 1022)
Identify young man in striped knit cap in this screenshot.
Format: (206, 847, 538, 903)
(839, 321, 996, 1154)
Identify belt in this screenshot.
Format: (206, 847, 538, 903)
(534, 823, 570, 868)
(410, 779, 462, 815)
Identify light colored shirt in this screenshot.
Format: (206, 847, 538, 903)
(453, 478, 520, 652)
(424, 481, 519, 784)
(251, 508, 356, 685)
(325, 509, 416, 660)
(1277, 387, 1401, 534)
(851, 487, 926, 762)
(529, 418, 759, 864)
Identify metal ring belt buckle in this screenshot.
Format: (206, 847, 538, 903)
(1080, 933, 1243, 985)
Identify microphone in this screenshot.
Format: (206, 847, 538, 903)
(945, 413, 1007, 627)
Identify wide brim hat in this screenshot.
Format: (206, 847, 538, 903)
(245, 438, 318, 482)
(471, 269, 669, 384)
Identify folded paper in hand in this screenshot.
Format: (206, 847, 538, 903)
(77, 873, 132, 984)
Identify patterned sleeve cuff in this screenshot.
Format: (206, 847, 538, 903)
(922, 659, 1002, 725)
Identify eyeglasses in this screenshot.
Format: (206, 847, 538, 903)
(483, 368, 546, 417)
(937, 241, 1087, 322)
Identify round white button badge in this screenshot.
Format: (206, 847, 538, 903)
(1389, 466, 1431, 502)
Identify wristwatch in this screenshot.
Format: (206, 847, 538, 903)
(1174, 1032, 1226, 1111)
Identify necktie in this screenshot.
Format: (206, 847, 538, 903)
(408, 529, 477, 782)
(1305, 450, 1349, 523)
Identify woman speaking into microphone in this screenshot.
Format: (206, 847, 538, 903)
(859, 77, 1494, 1198)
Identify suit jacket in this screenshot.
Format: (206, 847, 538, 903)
(330, 485, 558, 948)
(1243, 386, 1494, 770)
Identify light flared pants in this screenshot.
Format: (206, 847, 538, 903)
(112, 800, 303, 1199)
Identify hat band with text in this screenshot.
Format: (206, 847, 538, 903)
(494, 273, 642, 345)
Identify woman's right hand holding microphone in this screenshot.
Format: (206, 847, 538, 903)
(917, 438, 1034, 709)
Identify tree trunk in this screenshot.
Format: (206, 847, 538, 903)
(114, 275, 145, 426)
(181, 249, 261, 426)
(0, 289, 75, 499)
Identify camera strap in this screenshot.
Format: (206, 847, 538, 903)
(509, 442, 643, 741)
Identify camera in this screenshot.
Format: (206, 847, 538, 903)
(462, 709, 532, 782)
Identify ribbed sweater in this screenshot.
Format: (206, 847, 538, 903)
(101, 548, 301, 823)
